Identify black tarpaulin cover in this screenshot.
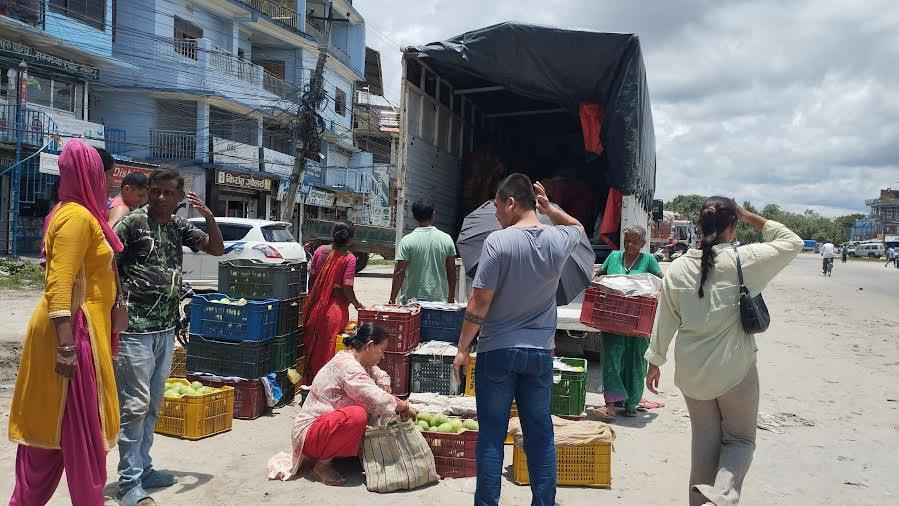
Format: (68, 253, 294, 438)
(409, 22, 656, 205)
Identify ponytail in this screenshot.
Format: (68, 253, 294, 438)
(696, 197, 739, 298)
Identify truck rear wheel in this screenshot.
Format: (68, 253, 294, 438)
(354, 252, 370, 273)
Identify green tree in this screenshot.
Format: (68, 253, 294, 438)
(736, 201, 763, 244)
(664, 194, 706, 221)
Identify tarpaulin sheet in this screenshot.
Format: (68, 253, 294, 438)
(409, 22, 656, 206)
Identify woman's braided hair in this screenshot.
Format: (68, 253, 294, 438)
(697, 197, 739, 298)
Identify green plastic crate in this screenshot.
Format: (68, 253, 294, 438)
(551, 357, 587, 416)
(271, 331, 299, 372)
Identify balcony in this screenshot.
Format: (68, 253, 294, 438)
(0, 0, 45, 28)
(305, 20, 323, 40)
(328, 43, 350, 66)
(149, 129, 196, 160)
(0, 105, 59, 148)
(104, 127, 127, 156)
(238, 0, 298, 31)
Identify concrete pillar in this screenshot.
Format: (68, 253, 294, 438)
(231, 21, 240, 55)
(196, 99, 210, 162)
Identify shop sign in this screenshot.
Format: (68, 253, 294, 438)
(113, 164, 156, 188)
(305, 188, 335, 208)
(38, 152, 59, 175)
(216, 170, 271, 192)
(370, 206, 392, 227)
(335, 191, 357, 208)
(0, 37, 99, 80)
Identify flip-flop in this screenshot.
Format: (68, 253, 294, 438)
(638, 398, 665, 410)
(142, 469, 177, 489)
(118, 485, 155, 506)
(624, 409, 638, 417)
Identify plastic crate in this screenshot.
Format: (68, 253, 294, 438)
(422, 426, 478, 478)
(380, 351, 411, 397)
(579, 287, 658, 338)
(187, 374, 267, 420)
(271, 331, 298, 372)
(277, 297, 302, 335)
(512, 441, 612, 488)
(410, 351, 463, 396)
(551, 358, 588, 417)
(154, 379, 234, 440)
(334, 334, 348, 354)
(357, 305, 421, 353)
(170, 345, 186, 378)
(190, 293, 278, 342)
(463, 354, 477, 397)
(275, 369, 296, 406)
(506, 404, 519, 445)
(218, 259, 308, 300)
(186, 334, 273, 379)
(419, 304, 465, 344)
(294, 356, 306, 392)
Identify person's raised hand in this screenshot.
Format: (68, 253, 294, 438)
(186, 192, 213, 219)
(534, 181, 551, 215)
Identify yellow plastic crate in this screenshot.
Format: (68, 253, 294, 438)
(463, 354, 477, 396)
(294, 356, 307, 394)
(170, 345, 186, 378)
(512, 441, 612, 488)
(155, 379, 234, 440)
(505, 404, 519, 445)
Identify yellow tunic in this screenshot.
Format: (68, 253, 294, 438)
(8, 203, 120, 450)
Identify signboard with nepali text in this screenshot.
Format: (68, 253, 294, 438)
(216, 170, 272, 192)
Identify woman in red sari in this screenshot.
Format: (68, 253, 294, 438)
(303, 220, 365, 383)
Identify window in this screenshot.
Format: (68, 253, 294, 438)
(219, 224, 251, 241)
(261, 225, 295, 243)
(334, 88, 346, 117)
(173, 16, 202, 60)
(26, 74, 84, 115)
(50, 0, 106, 30)
(27, 75, 52, 108)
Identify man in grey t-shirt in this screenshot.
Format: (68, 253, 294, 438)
(452, 173, 583, 506)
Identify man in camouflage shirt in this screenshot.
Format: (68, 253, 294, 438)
(114, 169, 223, 506)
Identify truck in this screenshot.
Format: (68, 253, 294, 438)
(302, 219, 395, 272)
(650, 211, 699, 260)
(396, 22, 658, 358)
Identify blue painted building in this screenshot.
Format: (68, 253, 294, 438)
(94, 0, 372, 223)
(0, 0, 133, 253)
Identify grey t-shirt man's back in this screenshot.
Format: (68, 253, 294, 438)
(472, 225, 582, 353)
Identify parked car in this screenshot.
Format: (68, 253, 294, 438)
(182, 217, 306, 290)
(851, 242, 884, 258)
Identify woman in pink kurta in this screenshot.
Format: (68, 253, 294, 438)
(268, 324, 417, 485)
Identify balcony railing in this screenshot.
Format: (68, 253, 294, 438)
(239, 0, 297, 30)
(0, 105, 58, 148)
(104, 127, 127, 156)
(173, 38, 198, 60)
(149, 129, 196, 160)
(210, 45, 259, 85)
(305, 20, 324, 40)
(1, 0, 45, 28)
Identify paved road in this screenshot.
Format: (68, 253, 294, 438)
(792, 253, 899, 298)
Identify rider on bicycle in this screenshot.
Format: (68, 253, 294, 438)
(821, 241, 836, 274)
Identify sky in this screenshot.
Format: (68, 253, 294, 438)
(354, 0, 899, 217)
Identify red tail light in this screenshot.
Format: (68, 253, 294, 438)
(253, 244, 283, 259)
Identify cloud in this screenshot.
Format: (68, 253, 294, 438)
(355, 0, 899, 216)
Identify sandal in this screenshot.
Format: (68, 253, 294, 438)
(624, 409, 638, 417)
(118, 485, 156, 506)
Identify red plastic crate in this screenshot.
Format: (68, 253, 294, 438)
(422, 426, 478, 479)
(186, 374, 267, 420)
(579, 287, 658, 338)
(379, 351, 411, 397)
(357, 305, 421, 353)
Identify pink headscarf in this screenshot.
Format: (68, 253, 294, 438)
(42, 139, 123, 254)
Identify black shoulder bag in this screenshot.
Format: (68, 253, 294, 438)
(733, 245, 770, 334)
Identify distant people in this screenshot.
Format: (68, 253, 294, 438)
(645, 197, 802, 506)
(885, 246, 896, 267)
(842, 246, 848, 263)
(452, 173, 584, 506)
(592, 225, 662, 421)
(303, 221, 366, 384)
(389, 199, 457, 304)
(9, 139, 123, 504)
(821, 240, 835, 275)
(108, 172, 150, 226)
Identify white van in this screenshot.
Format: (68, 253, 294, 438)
(853, 243, 884, 258)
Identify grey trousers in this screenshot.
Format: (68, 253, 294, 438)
(684, 364, 759, 506)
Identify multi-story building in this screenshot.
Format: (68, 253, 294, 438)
(94, 0, 370, 223)
(863, 188, 899, 238)
(0, 0, 130, 253)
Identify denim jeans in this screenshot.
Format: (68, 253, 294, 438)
(115, 328, 175, 493)
(474, 347, 556, 506)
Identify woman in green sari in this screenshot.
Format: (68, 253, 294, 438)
(594, 225, 662, 419)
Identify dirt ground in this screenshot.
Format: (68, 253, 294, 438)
(0, 256, 897, 505)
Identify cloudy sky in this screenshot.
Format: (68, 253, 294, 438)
(355, 0, 899, 216)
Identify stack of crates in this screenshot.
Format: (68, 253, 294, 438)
(181, 260, 308, 421)
(358, 305, 421, 397)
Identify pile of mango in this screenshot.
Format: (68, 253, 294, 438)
(415, 412, 478, 433)
(164, 379, 221, 399)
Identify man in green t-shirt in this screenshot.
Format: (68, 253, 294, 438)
(390, 200, 457, 303)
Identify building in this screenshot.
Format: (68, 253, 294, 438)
(93, 0, 370, 224)
(0, 0, 133, 254)
(864, 188, 899, 238)
(849, 217, 876, 242)
(353, 81, 398, 227)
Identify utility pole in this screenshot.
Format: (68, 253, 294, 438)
(280, 7, 332, 223)
(10, 61, 27, 258)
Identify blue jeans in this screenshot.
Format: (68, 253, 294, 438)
(115, 329, 175, 493)
(474, 347, 556, 506)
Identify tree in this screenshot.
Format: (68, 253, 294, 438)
(664, 194, 706, 221)
(736, 201, 763, 244)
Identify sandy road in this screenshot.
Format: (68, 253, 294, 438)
(0, 255, 896, 505)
